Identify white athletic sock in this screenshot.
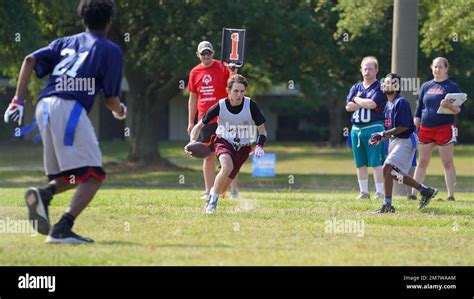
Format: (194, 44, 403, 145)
(209, 187, 219, 203)
(358, 180, 369, 193)
(375, 183, 384, 194)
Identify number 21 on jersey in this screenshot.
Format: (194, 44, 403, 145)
(52, 48, 89, 78)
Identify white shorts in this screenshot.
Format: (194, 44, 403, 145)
(385, 136, 417, 175)
(35, 96, 103, 179)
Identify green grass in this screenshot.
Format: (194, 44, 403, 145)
(0, 188, 472, 265)
(1, 142, 473, 190)
(0, 142, 473, 265)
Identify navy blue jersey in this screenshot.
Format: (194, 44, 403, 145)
(384, 94, 415, 139)
(414, 79, 463, 128)
(346, 80, 387, 124)
(32, 32, 123, 113)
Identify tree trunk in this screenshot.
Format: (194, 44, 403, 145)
(125, 62, 181, 165)
(327, 95, 343, 146)
(392, 0, 419, 196)
(107, 20, 183, 166)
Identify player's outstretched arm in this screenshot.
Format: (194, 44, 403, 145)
(257, 124, 267, 138)
(105, 96, 127, 120)
(190, 120, 204, 142)
(187, 92, 198, 135)
(254, 124, 267, 159)
(4, 54, 37, 126)
(16, 55, 37, 100)
(384, 126, 408, 137)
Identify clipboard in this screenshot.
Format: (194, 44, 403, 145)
(436, 93, 467, 115)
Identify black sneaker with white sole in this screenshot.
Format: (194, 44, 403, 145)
(418, 187, 438, 209)
(46, 226, 94, 244)
(24, 187, 52, 235)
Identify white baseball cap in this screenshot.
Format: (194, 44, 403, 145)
(197, 41, 214, 53)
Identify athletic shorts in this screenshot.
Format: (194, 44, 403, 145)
(35, 97, 106, 183)
(385, 135, 417, 175)
(198, 122, 218, 152)
(214, 137, 251, 179)
(418, 124, 457, 145)
(350, 121, 386, 168)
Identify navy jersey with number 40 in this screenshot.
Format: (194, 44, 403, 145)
(346, 80, 387, 124)
(32, 32, 123, 113)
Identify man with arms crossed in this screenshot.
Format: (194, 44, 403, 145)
(345, 56, 387, 200)
(189, 75, 267, 214)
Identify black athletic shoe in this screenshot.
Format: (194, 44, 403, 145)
(24, 187, 53, 235)
(371, 204, 396, 214)
(46, 225, 94, 244)
(407, 195, 417, 200)
(447, 196, 455, 201)
(418, 187, 438, 209)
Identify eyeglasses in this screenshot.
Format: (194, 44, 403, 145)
(200, 50, 213, 56)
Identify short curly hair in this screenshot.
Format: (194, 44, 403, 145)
(77, 0, 115, 31)
(227, 74, 248, 90)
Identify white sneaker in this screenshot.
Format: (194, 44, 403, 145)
(199, 192, 210, 200)
(375, 192, 384, 200)
(206, 200, 217, 214)
(230, 191, 239, 200)
(46, 228, 94, 244)
(356, 192, 370, 199)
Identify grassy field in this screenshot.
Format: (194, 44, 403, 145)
(0, 142, 473, 265)
(1, 141, 473, 191)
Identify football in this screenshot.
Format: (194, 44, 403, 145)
(184, 141, 211, 158)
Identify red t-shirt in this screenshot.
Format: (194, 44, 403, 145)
(188, 59, 230, 124)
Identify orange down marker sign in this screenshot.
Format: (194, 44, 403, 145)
(230, 33, 239, 60)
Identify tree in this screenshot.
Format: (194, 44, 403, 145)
(331, 0, 474, 56)
(108, 0, 295, 164)
(1, 0, 472, 155)
(0, 0, 282, 164)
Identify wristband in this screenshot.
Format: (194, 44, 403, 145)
(13, 96, 25, 105)
(256, 135, 266, 146)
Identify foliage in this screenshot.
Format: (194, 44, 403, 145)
(0, 0, 473, 151)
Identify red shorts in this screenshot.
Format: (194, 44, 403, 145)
(214, 137, 251, 179)
(418, 124, 457, 145)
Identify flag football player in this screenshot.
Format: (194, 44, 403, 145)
(4, 0, 126, 243)
(370, 73, 438, 213)
(188, 75, 267, 214)
(187, 41, 239, 200)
